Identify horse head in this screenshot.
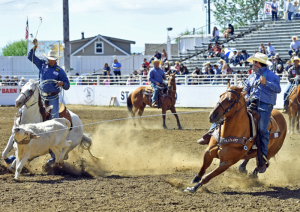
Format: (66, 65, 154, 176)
(15, 79, 39, 108)
(209, 84, 244, 123)
(167, 73, 176, 91)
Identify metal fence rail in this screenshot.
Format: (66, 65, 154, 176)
(0, 74, 289, 86)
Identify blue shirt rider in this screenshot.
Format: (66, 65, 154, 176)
(27, 39, 70, 119)
(197, 53, 281, 174)
(148, 58, 166, 107)
(283, 57, 300, 113)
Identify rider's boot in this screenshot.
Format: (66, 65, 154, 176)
(258, 155, 269, 173)
(152, 100, 158, 107)
(197, 130, 213, 145)
(282, 100, 289, 113)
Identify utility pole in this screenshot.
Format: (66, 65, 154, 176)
(208, 0, 211, 34)
(63, 0, 70, 73)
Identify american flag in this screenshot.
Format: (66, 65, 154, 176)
(25, 17, 29, 40)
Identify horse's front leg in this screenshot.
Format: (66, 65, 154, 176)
(238, 149, 257, 174)
(170, 105, 182, 130)
(162, 104, 168, 129)
(2, 135, 15, 163)
(297, 110, 300, 133)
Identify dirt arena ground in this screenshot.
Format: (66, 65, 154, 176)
(1, 105, 300, 211)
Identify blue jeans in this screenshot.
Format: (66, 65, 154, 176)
(257, 102, 273, 158)
(288, 49, 299, 56)
(284, 82, 293, 102)
(272, 11, 278, 21)
(210, 36, 219, 43)
(151, 83, 161, 104)
(268, 53, 275, 58)
(288, 12, 293, 21)
(48, 97, 59, 119)
(293, 13, 300, 18)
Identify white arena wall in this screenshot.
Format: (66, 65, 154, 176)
(0, 85, 287, 109)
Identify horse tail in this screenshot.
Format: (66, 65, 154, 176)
(127, 93, 133, 113)
(80, 133, 103, 160)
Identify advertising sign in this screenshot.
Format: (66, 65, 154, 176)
(264, 2, 272, 15)
(27, 40, 63, 56)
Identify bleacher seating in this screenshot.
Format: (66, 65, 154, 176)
(171, 16, 300, 73)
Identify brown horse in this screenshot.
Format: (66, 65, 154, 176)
(185, 85, 287, 193)
(127, 73, 182, 129)
(287, 84, 300, 134)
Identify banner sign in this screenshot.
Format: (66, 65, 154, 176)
(264, 2, 272, 15)
(27, 40, 63, 56)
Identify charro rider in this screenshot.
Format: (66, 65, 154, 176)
(283, 56, 300, 113)
(148, 58, 166, 107)
(197, 53, 281, 173)
(28, 39, 70, 119)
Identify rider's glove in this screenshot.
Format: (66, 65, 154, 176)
(32, 39, 38, 47)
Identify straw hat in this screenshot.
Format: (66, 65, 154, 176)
(175, 61, 180, 64)
(151, 58, 162, 65)
(292, 56, 300, 63)
(293, 52, 297, 55)
(247, 52, 272, 66)
(43, 50, 59, 60)
(165, 61, 169, 64)
(219, 59, 225, 62)
(292, 36, 298, 41)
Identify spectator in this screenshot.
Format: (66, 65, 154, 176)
(19, 77, 26, 86)
(275, 53, 283, 63)
(213, 43, 221, 57)
(174, 61, 180, 73)
(276, 64, 284, 78)
(271, 0, 279, 21)
(218, 59, 225, 70)
(179, 64, 189, 75)
(176, 78, 182, 85)
(191, 67, 202, 85)
(102, 63, 111, 76)
(222, 63, 234, 74)
(10, 76, 18, 86)
(248, 64, 253, 74)
(230, 50, 238, 64)
(5, 76, 10, 85)
(103, 76, 111, 85)
(286, 0, 293, 21)
(1, 79, 7, 86)
(207, 44, 214, 57)
(126, 74, 135, 85)
(0, 75, 2, 82)
(161, 49, 168, 62)
(259, 43, 267, 54)
(213, 63, 221, 75)
(143, 58, 150, 70)
(149, 50, 162, 64)
(220, 45, 227, 61)
(252, 50, 258, 57)
(133, 70, 138, 76)
(272, 58, 283, 73)
(288, 36, 300, 57)
(285, 60, 293, 73)
(234, 51, 243, 66)
(241, 50, 250, 66)
(211, 27, 220, 43)
(74, 73, 82, 85)
(292, 52, 297, 59)
(192, 67, 201, 75)
(163, 61, 171, 74)
(143, 69, 148, 76)
(112, 58, 122, 76)
(223, 24, 234, 38)
(267, 42, 275, 57)
(293, 1, 300, 18)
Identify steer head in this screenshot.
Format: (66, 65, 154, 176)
(14, 127, 40, 145)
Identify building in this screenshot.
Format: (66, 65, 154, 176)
(145, 43, 178, 56)
(70, 33, 136, 56)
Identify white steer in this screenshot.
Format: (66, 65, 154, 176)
(12, 118, 72, 180)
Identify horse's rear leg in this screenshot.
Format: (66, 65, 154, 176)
(138, 103, 146, 128)
(162, 106, 168, 129)
(170, 105, 182, 130)
(185, 159, 238, 193)
(131, 106, 139, 127)
(190, 147, 217, 184)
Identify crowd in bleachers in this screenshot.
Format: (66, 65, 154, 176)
(0, 75, 26, 86)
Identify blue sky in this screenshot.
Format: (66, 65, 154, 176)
(0, 0, 213, 54)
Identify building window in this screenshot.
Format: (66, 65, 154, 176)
(95, 42, 104, 54)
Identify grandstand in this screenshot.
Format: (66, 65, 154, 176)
(170, 16, 300, 74)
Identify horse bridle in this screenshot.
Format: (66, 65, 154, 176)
(20, 86, 37, 108)
(216, 89, 242, 118)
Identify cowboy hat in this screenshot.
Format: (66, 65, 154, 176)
(247, 52, 272, 66)
(165, 61, 169, 64)
(219, 59, 225, 62)
(151, 58, 162, 65)
(43, 50, 59, 60)
(175, 61, 180, 64)
(292, 56, 300, 63)
(292, 36, 298, 40)
(21, 77, 25, 80)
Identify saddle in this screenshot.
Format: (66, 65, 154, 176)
(142, 85, 168, 108)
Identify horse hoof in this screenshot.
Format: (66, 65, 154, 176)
(238, 163, 247, 174)
(163, 126, 168, 130)
(178, 126, 183, 130)
(251, 168, 259, 178)
(297, 130, 300, 134)
(184, 186, 196, 193)
(190, 175, 201, 184)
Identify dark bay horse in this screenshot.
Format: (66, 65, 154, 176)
(185, 85, 287, 193)
(127, 73, 182, 129)
(287, 84, 300, 134)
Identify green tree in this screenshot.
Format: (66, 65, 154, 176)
(2, 40, 27, 56)
(212, 0, 265, 29)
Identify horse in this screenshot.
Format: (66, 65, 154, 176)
(184, 84, 287, 193)
(2, 79, 101, 170)
(127, 73, 182, 129)
(287, 84, 300, 134)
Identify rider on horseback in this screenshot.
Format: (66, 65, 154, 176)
(149, 58, 166, 107)
(283, 56, 300, 113)
(28, 39, 70, 119)
(198, 53, 281, 173)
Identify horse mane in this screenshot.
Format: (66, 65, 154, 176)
(38, 92, 47, 122)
